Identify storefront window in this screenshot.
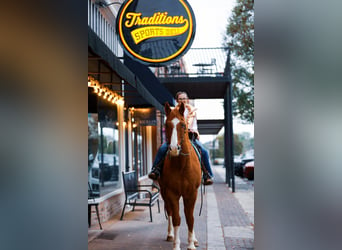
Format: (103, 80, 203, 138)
(88, 99, 122, 197)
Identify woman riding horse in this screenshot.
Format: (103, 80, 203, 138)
(159, 101, 201, 250)
(148, 91, 214, 185)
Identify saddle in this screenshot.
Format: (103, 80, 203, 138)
(188, 132, 201, 162)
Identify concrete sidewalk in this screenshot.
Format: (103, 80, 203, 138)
(88, 165, 254, 249)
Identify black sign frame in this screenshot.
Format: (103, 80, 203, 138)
(116, 0, 196, 66)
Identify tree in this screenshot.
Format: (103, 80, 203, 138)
(234, 134, 244, 155)
(212, 134, 244, 158)
(224, 0, 254, 123)
(238, 132, 253, 152)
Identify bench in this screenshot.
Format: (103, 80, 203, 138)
(120, 171, 160, 222)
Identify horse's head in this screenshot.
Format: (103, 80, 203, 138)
(164, 102, 188, 157)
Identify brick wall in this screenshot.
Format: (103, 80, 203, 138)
(89, 192, 125, 227)
(89, 179, 157, 226)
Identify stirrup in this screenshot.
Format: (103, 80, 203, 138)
(148, 166, 161, 180)
(148, 171, 159, 180)
(202, 171, 213, 185)
(203, 177, 213, 185)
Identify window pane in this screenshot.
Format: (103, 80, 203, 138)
(88, 101, 121, 197)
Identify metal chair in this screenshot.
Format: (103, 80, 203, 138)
(88, 182, 102, 229)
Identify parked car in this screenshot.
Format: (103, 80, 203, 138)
(234, 150, 254, 177)
(243, 161, 254, 180)
(213, 158, 224, 165)
(88, 152, 119, 197)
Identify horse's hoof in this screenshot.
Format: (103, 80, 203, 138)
(194, 240, 199, 247)
(166, 236, 174, 242)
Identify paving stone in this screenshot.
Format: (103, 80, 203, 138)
(88, 165, 254, 249)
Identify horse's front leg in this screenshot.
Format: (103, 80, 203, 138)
(173, 225, 180, 250)
(188, 230, 199, 248)
(167, 215, 174, 241)
(169, 199, 181, 250)
(184, 193, 199, 250)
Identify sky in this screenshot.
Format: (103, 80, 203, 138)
(188, 0, 235, 48)
(186, 0, 254, 142)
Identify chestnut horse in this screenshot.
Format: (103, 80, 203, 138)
(158, 102, 201, 250)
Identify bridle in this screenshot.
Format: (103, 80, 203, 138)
(167, 120, 190, 157)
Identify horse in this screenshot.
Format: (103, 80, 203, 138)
(158, 102, 202, 250)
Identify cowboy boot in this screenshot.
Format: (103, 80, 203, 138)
(148, 158, 164, 180)
(201, 164, 213, 185)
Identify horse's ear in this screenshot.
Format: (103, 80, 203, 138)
(164, 102, 171, 115)
(179, 102, 185, 117)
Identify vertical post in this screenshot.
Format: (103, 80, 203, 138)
(227, 81, 235, 192)
(127, 108, 133, 172)
(125, 114, 129, 173)
(100, 123, 105, 187)
(117, 100, 126, 177)
(212, 137, 216, 161)
(224, 49, 235, 192)
(224, 96, 231, 187)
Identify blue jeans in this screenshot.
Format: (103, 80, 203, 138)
(152, 143, 168, 166)
(153, 141, 214, 177)
(193, 140, 214, 177)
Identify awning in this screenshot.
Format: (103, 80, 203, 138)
(197, 119, 225, 135)
(123, 54, 175, 108)
(159, 76, 229, 99)
(88, 27, 167, 112)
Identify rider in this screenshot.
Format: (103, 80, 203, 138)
(148, 91, 214, 185)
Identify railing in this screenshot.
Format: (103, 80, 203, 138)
(154, 47, 230, 78)
(88, 0, 123, 57)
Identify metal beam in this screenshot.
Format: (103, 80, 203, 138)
(224, 52, 234, 192)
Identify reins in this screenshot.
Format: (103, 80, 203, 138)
(190, 140, 204, 217)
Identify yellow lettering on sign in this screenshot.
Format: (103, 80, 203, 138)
(125, 13, 141, 27)
(131, 20, 189, 44)
(125, 12, 187, 27)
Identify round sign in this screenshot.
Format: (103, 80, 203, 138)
(116, 0, 196, 66)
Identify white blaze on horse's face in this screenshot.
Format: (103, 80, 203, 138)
(169, 117, 180, 156)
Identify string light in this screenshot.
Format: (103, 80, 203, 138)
(88, 76, 92, 87)
(88, 76, 124, 106)
(112, 96, 118, 103)
(116, 98, 124, 106)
